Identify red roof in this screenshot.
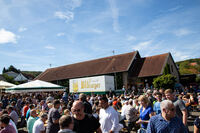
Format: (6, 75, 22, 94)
(35, 51, 137, 81)
(137, 53, 169, 77)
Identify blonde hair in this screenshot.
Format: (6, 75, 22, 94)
(63, 109, 71, 116)
(164, 89, 173, 94)
(138, 95, 149, 105)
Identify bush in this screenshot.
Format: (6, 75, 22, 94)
(196, 76, 200, 84)
(153, 74, 176, 90)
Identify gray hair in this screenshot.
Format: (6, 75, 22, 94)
(160, 100, 173, 111)
(40, 113, 48, 119)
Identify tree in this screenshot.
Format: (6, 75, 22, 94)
(153, 74, 176, 90)
(2, 67, 7, 73)
(8, 65, 20, 73)
(2, 74, 19, 84)
(196, 76, 200, 84)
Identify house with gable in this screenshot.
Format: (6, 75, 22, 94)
(35, 51, 179, 91)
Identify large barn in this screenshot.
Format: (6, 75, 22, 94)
(35, 51, 179, 91)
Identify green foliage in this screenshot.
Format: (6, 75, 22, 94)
(2, 65, 20, 74)
(153, 74, 176, 90)
(163, 64, 171, 75)
(59, 79, 69, 87)
(176, 58, 200, 75)
(22, 71, 42, 78)
(196, 76, 200, 84)
(2, 67, 6, 73)
(8, 65, 20, 73)
(2, 74, 19, 84)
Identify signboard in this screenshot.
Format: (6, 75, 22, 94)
(69, 75, 114, 93)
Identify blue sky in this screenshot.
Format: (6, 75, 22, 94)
(0, 0, 200, 72)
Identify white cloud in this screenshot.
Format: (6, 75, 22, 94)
(54, 11, 74, 22)
(18, 27, 27, 32)
(127, 35, 136, 41)
(173, 28, 192, 37)
(171, 49, 190, 61)
(54, 0, 82, 23)
(57, 32, 65, 37)
(0, 29, 17, 44)
(91, 29, 103, 34)
(132, 40, 152, 51)
(45, 45, 56, 50)
(108, 0, 120, 32)
(168, 5, 182, 12)
(63, 0, 82, 10)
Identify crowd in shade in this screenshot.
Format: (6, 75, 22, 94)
(0, 87, 200, 133)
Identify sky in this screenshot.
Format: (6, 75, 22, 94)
(0, 0, 200, 73)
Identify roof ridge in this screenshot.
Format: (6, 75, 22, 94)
(144, 52, 169, 58)
(49, 51, 136, 70)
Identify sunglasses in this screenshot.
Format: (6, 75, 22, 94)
(72, 109, 81, 112)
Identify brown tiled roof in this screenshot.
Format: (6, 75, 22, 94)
(35, 51, 137, 81)
(136, 53, 169, 77)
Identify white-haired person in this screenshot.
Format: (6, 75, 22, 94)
(147, 100, 188, 133)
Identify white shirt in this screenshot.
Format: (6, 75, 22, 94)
(32, 119, 45, 133)
(121, 104, 128, 118)
(99, 106, 123, 133)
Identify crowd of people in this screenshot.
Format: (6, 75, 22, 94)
(0, 87, 200, 133)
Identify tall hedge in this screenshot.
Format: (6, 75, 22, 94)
(153, 74, 176, 90)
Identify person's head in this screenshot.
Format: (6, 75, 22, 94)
(6, 106, 13, 113)
(71, 101, 85, 120)
(164, 89, 174, 101)
(59, 115, 74, 130)
(128, 99, 133, 105)
(63, 109, 71, 116)
(29, 104, 35, 109)
(53, 100, 61, 109)
(40, 113, 48, 122)
(160, 100, 176, 120)
(159, 88, 164, 94)
(47, 103, 53, 109)
(30, 109, 37, 118)
(79, 93, 86, 102)
(134, 99, 139, 106)
(138, 95, 149, 107)
(99, 96, 109, 109)
(155, 92, 162, 102)
(146, 89, 152, 96)
(0, 114, 10, 127)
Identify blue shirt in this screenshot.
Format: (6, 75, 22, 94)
(26, 108, 31, 120)
(153, 102, 161, 114)
(139, 105, 154, 129)
(147, 114, 188, 133)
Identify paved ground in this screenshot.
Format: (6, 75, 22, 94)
(18, 110, 200, 133)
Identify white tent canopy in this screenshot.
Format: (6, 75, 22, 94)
(6, 80, 65, 93)
(0, 80, 16, 90)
